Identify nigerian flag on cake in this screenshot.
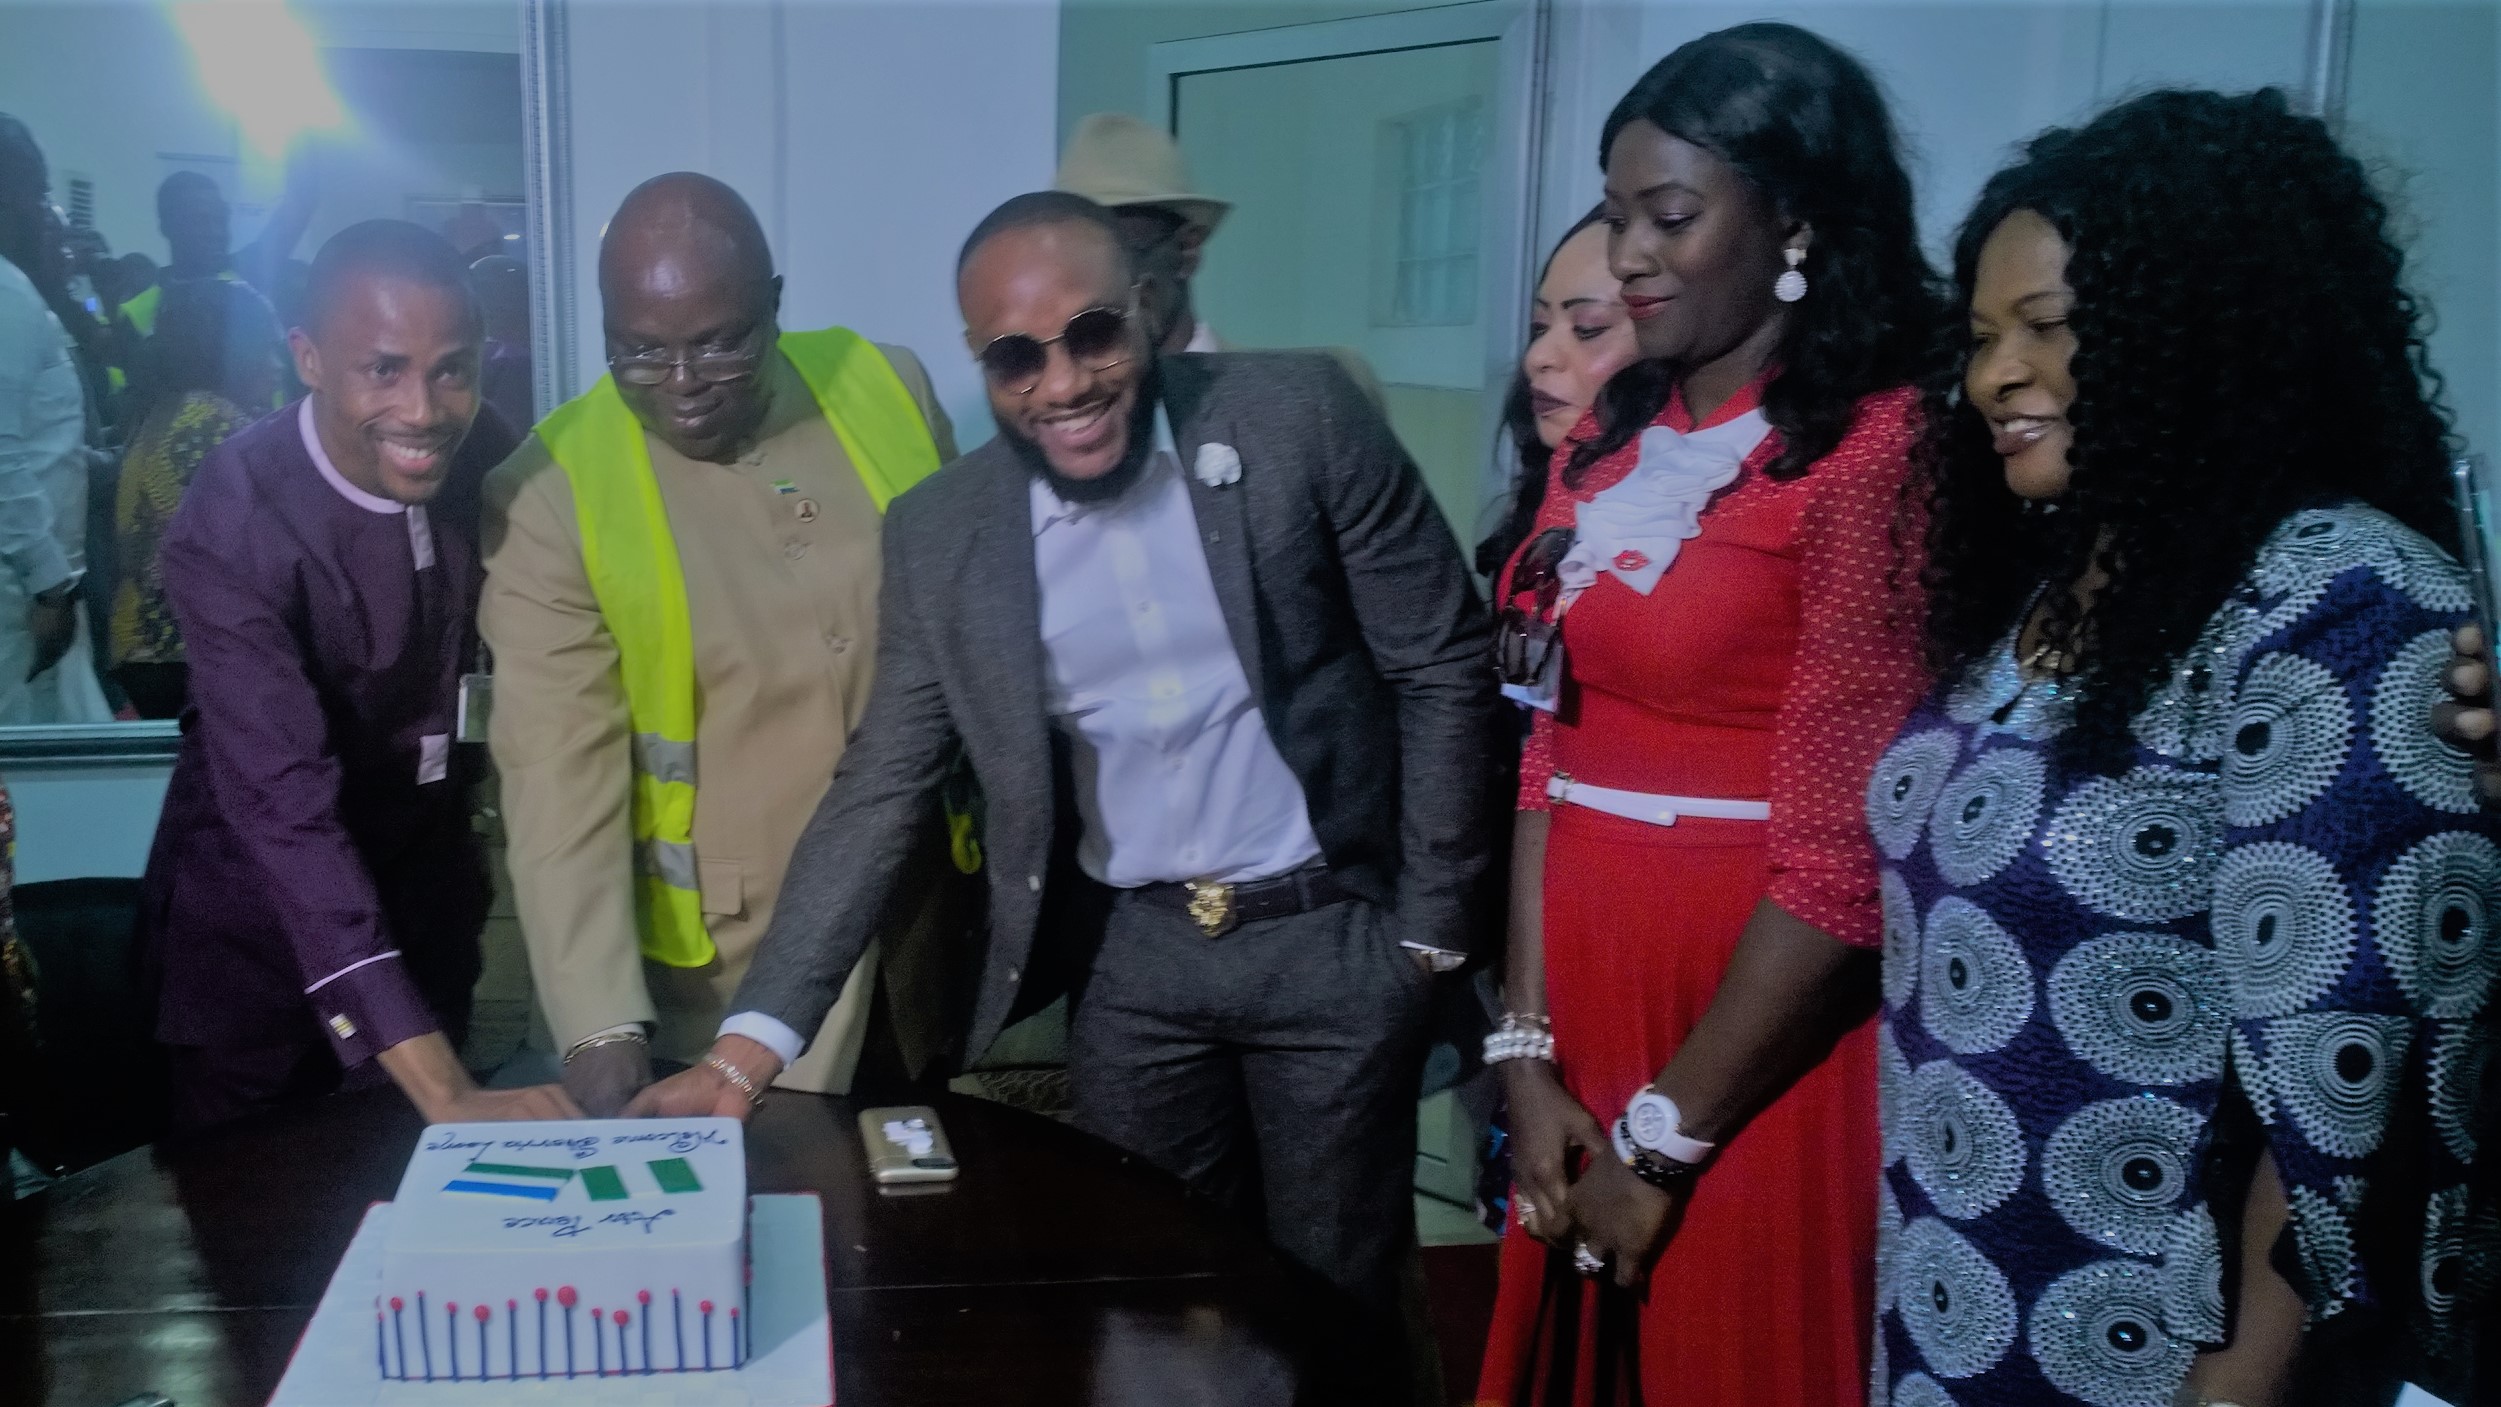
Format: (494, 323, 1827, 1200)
(375, 1117, 749, 1382)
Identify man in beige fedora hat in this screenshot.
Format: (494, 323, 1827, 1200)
(1057, 113, 1386, 409)
(1053, 113, 1228, 356)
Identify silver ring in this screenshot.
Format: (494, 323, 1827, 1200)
(1573, 1243, 1605, 1277)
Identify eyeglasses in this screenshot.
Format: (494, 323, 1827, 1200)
(975, 303, 1138, 394)
(1495, 526, 1575, 687)
(608, 320, 770, 388)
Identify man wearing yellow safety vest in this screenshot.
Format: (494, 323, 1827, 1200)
(479, 173, 959, 1115)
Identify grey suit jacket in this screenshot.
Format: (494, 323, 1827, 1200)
(735, 351, 1501, 1064)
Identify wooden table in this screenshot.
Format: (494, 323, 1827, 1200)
(1, 1090, 1336, 1406)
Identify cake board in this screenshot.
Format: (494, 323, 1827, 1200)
(270, 1194, 832, 1406)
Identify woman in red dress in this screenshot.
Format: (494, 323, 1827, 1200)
(1476, 24, 1944, 1405)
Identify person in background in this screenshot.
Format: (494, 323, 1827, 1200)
(142, 219, 573, 1133)
(1477, 24, 1945, 1404)
(483, 173, 958, 1114)
(469, 253, 533, 431)
(111, 279, 285, 719)
(636, 191, 1499, 1396)
(0, 115, 110, 725)
(113, 156, 317, 386)
(0, 776, 52, 1195)
(1873, 88, 2488, 1407)
(1054, 113, 1229, 355)
(111, 252, 158, 323)
(1474, 207, 1638, 578)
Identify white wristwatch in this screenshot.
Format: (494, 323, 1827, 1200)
(1623, 1086, 1715, 1166)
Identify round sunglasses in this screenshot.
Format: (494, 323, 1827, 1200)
(975, 301, 1139, 394)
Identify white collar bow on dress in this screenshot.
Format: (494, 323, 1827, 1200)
(1557, 409, 1771, 599)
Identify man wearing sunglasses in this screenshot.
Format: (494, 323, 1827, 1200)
(640, 191, 1499, 1395)
(479, 173, 960, 1117)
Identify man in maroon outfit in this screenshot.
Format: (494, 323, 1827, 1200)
(142, 220, 576, 1132)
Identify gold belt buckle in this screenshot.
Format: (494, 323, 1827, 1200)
(1184, 880, 1237, 938)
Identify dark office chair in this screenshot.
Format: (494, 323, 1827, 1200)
(11, 877, 167, 1173)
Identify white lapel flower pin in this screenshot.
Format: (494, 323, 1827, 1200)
(1192, 442, 1243, 488)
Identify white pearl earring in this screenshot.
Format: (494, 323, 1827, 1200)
(1774, 247, 1807, 303)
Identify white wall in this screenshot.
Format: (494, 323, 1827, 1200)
(554, 0, 1064, 447)
(2345, 0, 2500, 461)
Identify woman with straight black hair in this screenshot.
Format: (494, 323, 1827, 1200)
(1869, 87, 2490, 1406)
(1478, 22, 1946, 1403)
(1475, 206, 1637, 580)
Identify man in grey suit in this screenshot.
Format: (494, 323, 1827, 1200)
(636, 192, 1499, 1388)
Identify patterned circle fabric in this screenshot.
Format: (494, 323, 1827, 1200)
(1919, 898, 2037, 1055)
(2044, 931, 2230, 1086)
(1870, 504, 2495, 1407)
(1872, 728, 1961, 861)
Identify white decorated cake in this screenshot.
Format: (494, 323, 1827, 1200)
(374, 1117, 749, 1382)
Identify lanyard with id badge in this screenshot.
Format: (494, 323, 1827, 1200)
(457, 639, 493, 744)
(1497, 526, 1577, 712)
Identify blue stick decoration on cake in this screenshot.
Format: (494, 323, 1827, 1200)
(732, 1305, 744, 1368)
(506, 1298, 519, 1381)
(534, 1287, 549, 1379)
(389, 1297, 405, 1380)
(417, 1291, 432, 1381)
(592, 1304, 604, 1376)
(559, 1285, 577, 1378)
(701, 1298, 714, 1371)
(638, 1289, 653, 1372)
(375, 1304, 386, 1379)
(674, 1288, 685, 1370)
(445, 1301, 459, 1380)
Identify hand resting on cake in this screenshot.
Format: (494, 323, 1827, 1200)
(378, 1031, 584, 1123)
(625, 1035, 781, 1121)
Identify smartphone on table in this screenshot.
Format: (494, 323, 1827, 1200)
(859, 1105, 959, 1185)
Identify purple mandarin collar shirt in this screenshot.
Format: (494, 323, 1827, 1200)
(144, 397, 519, 1065)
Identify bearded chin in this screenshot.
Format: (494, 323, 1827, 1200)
(999, 365, 1162, 504)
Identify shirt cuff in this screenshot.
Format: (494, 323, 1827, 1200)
(304, 951, 438, 1066)
(14, 551, 75, 600)
(1400, 941, 1469, 973)
(719, 1010, 806, 1070)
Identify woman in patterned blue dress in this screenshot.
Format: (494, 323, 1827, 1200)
(1868, 89, 2494, 1407)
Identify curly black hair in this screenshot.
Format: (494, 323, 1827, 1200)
(1566, 22, 1946, 488)
(1475, 204, 1610, 578)
(1916, 86, 2458, 771)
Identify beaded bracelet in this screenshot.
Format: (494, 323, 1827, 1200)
(1481, 1012, 1556, 1066)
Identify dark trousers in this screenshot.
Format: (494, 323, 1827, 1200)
(1066, 888, 1436, 1396)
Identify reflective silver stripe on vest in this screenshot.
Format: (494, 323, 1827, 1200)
(641, 837, 699, 891)
(633, 732, 696, 787)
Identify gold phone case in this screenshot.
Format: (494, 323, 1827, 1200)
(859, 1105, 959, 1184)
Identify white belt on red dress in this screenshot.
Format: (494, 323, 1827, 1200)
(1547, 773, 1772, 826)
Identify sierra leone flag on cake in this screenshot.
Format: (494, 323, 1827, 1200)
(443, 1156, 704, 1201)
